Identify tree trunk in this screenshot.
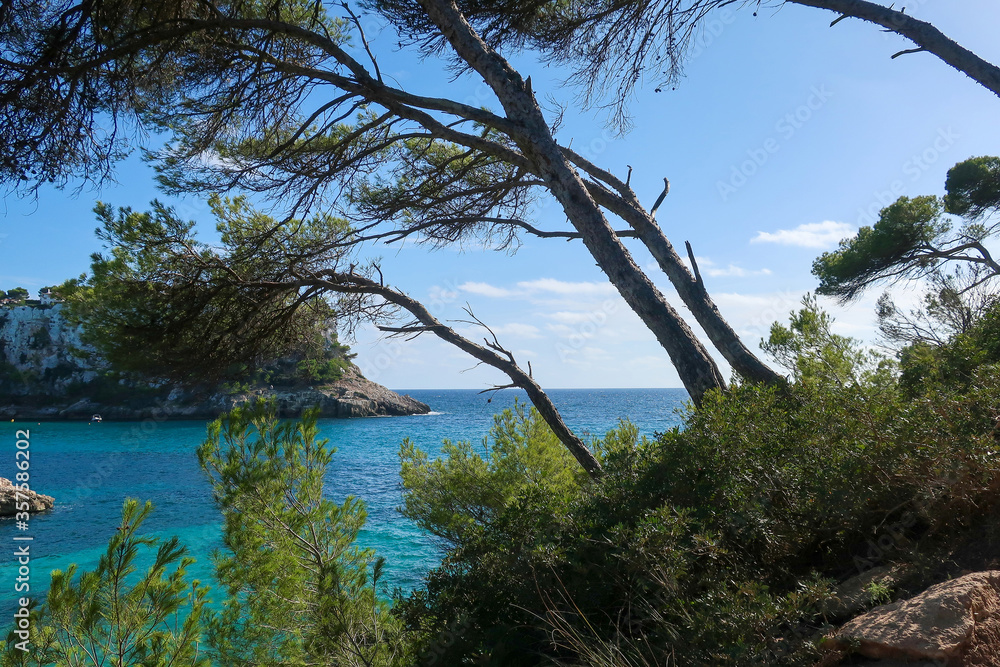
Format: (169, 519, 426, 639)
(419, 0, 727, 405)
(571, 169, 783, 385)
(636, 219, 785, 385)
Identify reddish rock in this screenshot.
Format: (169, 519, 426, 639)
(824, 571, 1000, 666)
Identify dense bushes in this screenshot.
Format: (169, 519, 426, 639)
(899, 300, 1000, 394)
(394, 298, 1000, 666)
(5, 299, 1000, 666)
(393, 371, 1000, 665)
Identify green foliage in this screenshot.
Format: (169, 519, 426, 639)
(0, 499, 209, 667)
(813, 195, 947, 301)
(397, 404, 602, 664)
(874, 269, 996, 350)
(399, 400, 590, 546)
(864, 580, 892, 606)
(350, 132, 531, 250)
(944, 155, 1000, 218)
(60, 371, 163, 404)
(813, 157, 1000, 303)
(76, 197, 352, 383)
(763, 294, 892, 388)
(3, 287, 29, 304)
(295, 357, 351, 384)
(397, 305, 1000, 666)
(898, 300, 1000, 395)
(50, 277, 89, 317)
(198, 400, 407, 666)
(1, 402, 405, 666)
(27, 327, 51, 350)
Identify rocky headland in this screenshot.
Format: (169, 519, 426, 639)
(0, 304, 429, 420)
(0, 477, 54, 516)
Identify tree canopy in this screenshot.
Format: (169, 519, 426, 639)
(3, 0, 772, 402)
(813, 156, 1000, 302)
(71, 196, 361, 383)
(3, 0, 998, 473)
(3, 287, 29, 302)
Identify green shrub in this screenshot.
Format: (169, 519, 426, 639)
(0, 401, 407, 667)
(199, 401, 407, 666)
(0, 499, 210, 666)
(396, 303, 1000, 666)
(27, 327, 51, 350)
(295, 357, 350, 384)
(900, 301, 1000, 394)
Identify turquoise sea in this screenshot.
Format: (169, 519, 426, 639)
(0, 388, 688, 616)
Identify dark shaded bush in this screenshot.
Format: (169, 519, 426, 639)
(900, 301, 1000, 394)
(27, 326, 51, 349)
(397, 371, 1000, 665)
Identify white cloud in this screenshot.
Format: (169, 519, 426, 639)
(455, 322, 542, 341)
(545, 311, 607, 325)
(516, 278, 616, 296)
(458, 278, 615, 299)
(676, 255, 769, 278)
(705, 264, 772, 278)
(545, 323, 576, 336)
(458, 281, 515, 298)
(751, 220, 854, 249)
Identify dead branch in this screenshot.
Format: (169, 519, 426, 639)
(307, 269, 604, 477)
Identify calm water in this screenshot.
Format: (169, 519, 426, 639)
(0, 388, 687, 615)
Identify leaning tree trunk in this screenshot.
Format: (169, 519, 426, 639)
(421, 0, 727, 405)
(311, 271, 605, 477)
(566, 153, 784, 385)
(633, 218, 784, 385)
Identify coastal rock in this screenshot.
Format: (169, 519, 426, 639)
(0, 477, 54, 516)
(823, 570, 1000, 666)
(0, 304, 430, 421)
(0, 365, 429, 421)
(219, 367, 430, 419)
(0, 304, 102, 396)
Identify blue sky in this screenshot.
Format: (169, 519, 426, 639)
(3, 1, 1000, 390)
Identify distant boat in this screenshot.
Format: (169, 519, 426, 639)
(91, 414, 103, 423)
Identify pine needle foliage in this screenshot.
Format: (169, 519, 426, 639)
(0, 499, 210, 667)
(197, 399, 408, 666)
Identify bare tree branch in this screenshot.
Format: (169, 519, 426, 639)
(307, 269, 605, 477)
(791, 0, 1000, 97)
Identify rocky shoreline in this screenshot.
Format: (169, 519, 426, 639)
(1, 304, 430, 421)
(0, 367, 430, 421)
(0, 477, 54, 516)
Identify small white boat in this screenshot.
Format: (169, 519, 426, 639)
(91, 414, 103, 423)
